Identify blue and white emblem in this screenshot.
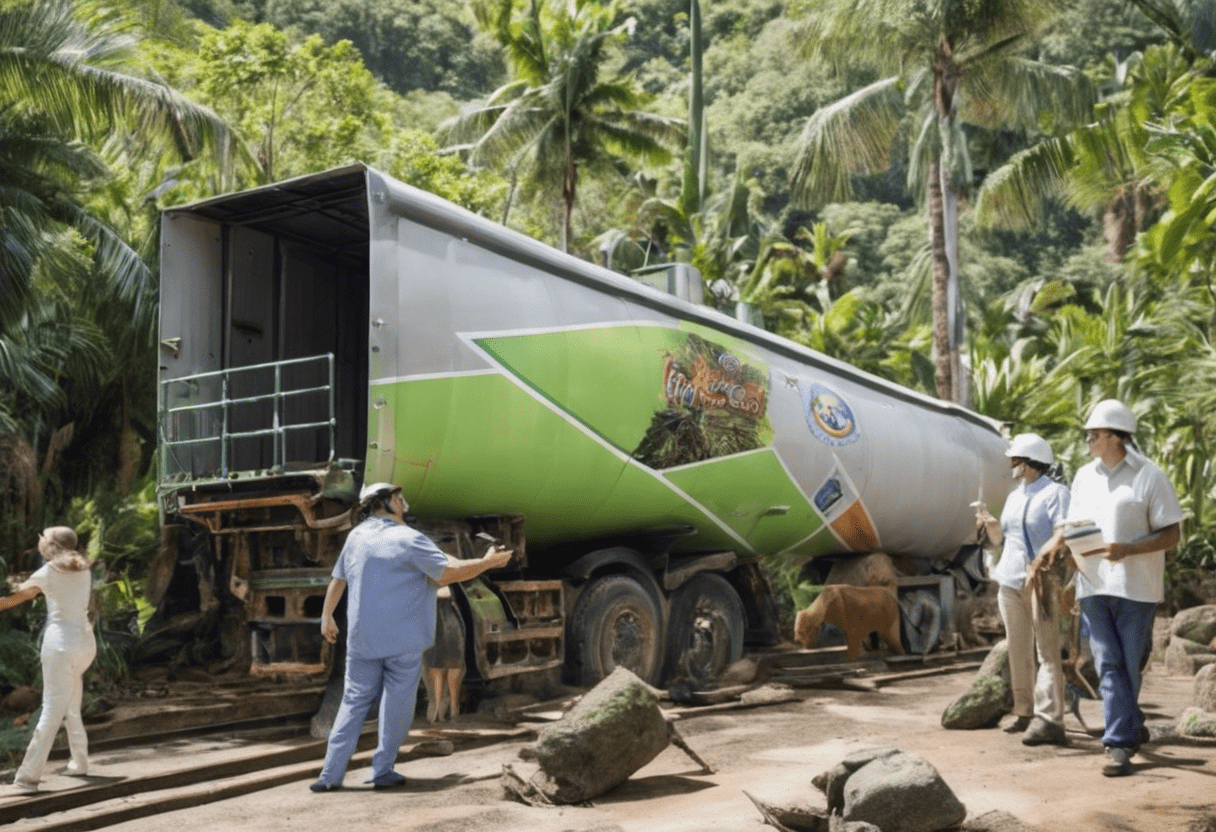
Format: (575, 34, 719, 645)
(804, 382, 859, 446)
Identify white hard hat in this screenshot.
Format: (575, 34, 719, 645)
(359, 481, 402, 505)
(1084, 399, 1137, 433)
(1005, 433, 1054, 465)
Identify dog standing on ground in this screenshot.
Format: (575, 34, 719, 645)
(794, 584, 904, 661)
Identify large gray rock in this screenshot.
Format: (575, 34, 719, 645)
(941, 640, 1012, 729)
(1177, 706, 1216, 738)
(836, 748, 967, 832)
(962, 810, 1044, 831)
(528, 666, 670, 803)
(1165, 638, 1216, 676)
(813, 747, 902, 813)
(1172, 606, 1216, 645)
(1194, 662, 1216, 713)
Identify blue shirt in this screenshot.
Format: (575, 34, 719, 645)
(332, 517, 450, 659)
(990, 476, 1070, 591)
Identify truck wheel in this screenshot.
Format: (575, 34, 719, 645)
(664, 573, 745, 684)
(569, 575, 663, 687)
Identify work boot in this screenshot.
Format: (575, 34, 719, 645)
(1102, 746, 1132, 777)
(1003, 715, 1032, 733)
(1022, 716, 1067, 746)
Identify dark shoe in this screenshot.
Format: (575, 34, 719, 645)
(1003, 715, 1032, 733)
(1102, 746, 1132, 777)
(369, 771, 406, 790)
(309, 779, 342, 793)
(1022, 717, 1068, 746)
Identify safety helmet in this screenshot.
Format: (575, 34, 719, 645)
(1005, 433, 1054, 465)
(1084, 399, 1137, 434)
(359, 481, 402, 506)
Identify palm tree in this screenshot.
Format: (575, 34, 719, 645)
(447, 0, 683, 252)
(787, 0, 1094, 402)
(0, 0, 240, 334)
(0, 0, 242, 535)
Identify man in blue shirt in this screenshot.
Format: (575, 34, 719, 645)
(311, 482, 512, 792)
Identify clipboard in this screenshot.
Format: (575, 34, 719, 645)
(1061, 519, 1105, 568)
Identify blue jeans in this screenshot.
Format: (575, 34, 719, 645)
(318, 651, 423, 784)
(1080, 594, 1156, 749)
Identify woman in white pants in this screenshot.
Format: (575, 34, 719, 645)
(976, 434, 1070, 746)
(0, 526, 95, 792)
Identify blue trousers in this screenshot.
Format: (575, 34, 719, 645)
(318, 651, 422, 784)
(1080, 594, 1156, 749)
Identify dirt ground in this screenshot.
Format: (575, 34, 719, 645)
(96, 658, 1216, 832)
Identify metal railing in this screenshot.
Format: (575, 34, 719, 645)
(160, 353, 336, 484)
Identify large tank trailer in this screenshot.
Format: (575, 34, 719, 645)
(155, 164, 1010, 688)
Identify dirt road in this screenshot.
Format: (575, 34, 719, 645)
(94, 664, 1216, 832)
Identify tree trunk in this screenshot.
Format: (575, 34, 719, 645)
(562, 146, 577, 253)
(1103, 187, 1136, 263)
(927, 156, 953, 401)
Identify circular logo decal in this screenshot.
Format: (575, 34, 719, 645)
(805, 383, 859, 446)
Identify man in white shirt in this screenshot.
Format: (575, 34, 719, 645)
(1039, 399, 1183, 777)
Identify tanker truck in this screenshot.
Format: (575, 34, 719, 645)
(154, 163, 1010, 689)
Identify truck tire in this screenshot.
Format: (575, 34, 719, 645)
(664, 573, 745, 683)
(568, 574, 664, 687)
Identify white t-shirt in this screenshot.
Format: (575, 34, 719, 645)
(1066, 449, 1185, 603)
(22, 561, 95, 652)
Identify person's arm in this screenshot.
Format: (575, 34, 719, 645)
(1102, 522, 1181, 562)
(320, 578, 346, 644)
(0, 586, 41, 613)
(436, 546, 513, 587)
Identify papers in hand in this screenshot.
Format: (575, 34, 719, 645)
(1062, 520, 1105, 567)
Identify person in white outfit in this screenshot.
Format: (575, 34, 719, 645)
(976, 433, 1070, 746)
(0, 526, 96, 792)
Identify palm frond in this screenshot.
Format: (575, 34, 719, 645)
(962, 57, 1095, 132)
(974, 136, 1075, 230)
(790, 76, 903, 206)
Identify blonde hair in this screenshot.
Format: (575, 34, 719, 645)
(38, 526, 90, 572)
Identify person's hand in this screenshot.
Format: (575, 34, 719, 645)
(975, 507, 997, 530)
(483, 545, 513, 570)
(1102, 542, 1128, 562)
(321, 614, 339, 644)
(1027, 539, 1066, 587)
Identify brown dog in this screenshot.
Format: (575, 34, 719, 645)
(794, 584, 904, 660)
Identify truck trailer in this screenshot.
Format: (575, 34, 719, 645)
(155, 164, 1010, 689)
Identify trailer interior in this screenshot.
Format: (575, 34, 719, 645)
(157, 167, 373, 675)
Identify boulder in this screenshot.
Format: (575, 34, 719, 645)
(941, 640, 1012, 729)
(962, 810, 1044, 831)
(1177, 706, 1216, 738)
(527, 666, 671, 803)
(829, 747, 967, 832)
(1172, 606, 1216, 646)
(1165, 638, 1216, 676)
(1194, 663, 1216, 713)
(813, 747, 902, 813)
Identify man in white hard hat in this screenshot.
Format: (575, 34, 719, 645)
(310, 482, 512, 792)
(976, 433, 1070, 746)
(1038, 399, 1183, 776)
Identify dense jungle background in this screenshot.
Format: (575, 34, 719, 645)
(4, 0, 1216, 757)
